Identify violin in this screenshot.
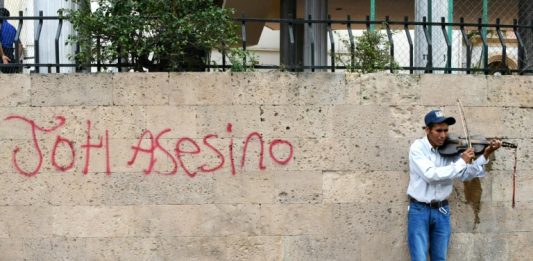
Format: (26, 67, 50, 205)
(438, 133, 517, 157)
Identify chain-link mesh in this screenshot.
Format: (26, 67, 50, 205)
(424, 0, 533, 74)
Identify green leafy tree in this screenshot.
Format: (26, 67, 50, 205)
(336, 30, 397, 73)
(61, 0, 238, 71)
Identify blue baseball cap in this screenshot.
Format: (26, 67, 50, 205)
(424, 110, 456, 126)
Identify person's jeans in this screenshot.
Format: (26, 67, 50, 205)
(408, 201, 451, 261)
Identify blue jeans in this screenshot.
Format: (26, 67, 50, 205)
(408, 201, 451, 261)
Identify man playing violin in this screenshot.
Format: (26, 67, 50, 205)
(407, 109, 502, 261)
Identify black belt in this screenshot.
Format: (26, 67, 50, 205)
(409, 196, 448, 208)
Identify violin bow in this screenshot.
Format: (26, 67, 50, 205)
(456, 99, 472, 150)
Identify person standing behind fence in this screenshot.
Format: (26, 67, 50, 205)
(0, 7, 23, 73)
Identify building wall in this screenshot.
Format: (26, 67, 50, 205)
(0, 72, 531, 260)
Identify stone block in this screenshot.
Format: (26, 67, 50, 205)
(359, 231, 410, 261)
(508, 232, 533, 261)
(31, 74, 113, 106)
(323, 171, 409, 204)
(103, 172, 214, 205)
(420, 74, 488, 106)
(487, 75, 533, 107)
(0, 238, 23, 260)
(52, 206, 137, 237)
(112, 72, 170, 105)
(0, 206, 52, 238)
(89, 105, 147, 139)
(258, 105, 334, 139)
(273, 170, 323, 204)
(259, 204, 333, 236)
(0, 74, 30, 106)
(231, 72, 297, 105)
(22, 236, 227, 261)
(134, 204, 260, 237)
(502, 107, 532, 139)
(332, 203, 406, 237)
(473, 232, 510, 261)
(213, 170, 275, 204)
(332, 105, 390, 138)
(282, 235, 362, 261)
(292, 72, 350, 105)
(168, 72, 234, 105)
(196, 105, 261, 139)
(0, 140, 12, 174)
(355, 73, 421, 105)
(492, 170, 533, 207)
(448, 232, 476, 261)
(45, 172, 107, 206)
(0, 172, 49, 206)
(344, 73, 363, 105)
(387, 105, 429, 139)
(225, 235, 283, 261)
(145, 105, 198, 138)
(475, 205, 533, 233)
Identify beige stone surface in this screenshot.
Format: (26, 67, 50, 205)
(113, 72, 170, 105)
(0, 206, 53, 238)
(226, 235, 283, 261)
(260, 204, 334, 236)
(323, 171, 409, 204)
(0, 73, 531, 260)
(0, 74, 30, 107)
(487, 75, 533, 107)
(31, 74, 113, 106)
(420, 74, 488, 106)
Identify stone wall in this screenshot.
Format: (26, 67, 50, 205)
(0, 72, 531, 260)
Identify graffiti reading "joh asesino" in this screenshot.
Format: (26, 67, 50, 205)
(4, 115, 294, 177)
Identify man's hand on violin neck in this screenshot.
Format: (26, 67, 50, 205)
(483, 139, 503, 158)
(461, 148, 475, 163)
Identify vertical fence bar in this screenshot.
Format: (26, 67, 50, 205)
(478, 18, 489, 75)
(288, 19, 295, 71)
(327, 15, 335, 72)
(513, 19, 525, 74)
(366, 15, 371, 31)
(14, 11, 23, 73)
(241, 15, 247, 70)
(422, 16, 433, 73)
(55, 18, 63, 73)
(35, 11, 44, 72)
(96, 37, 101, 72)
(460, 17, 472, 74)
(440, 17, 451, 73)
(347, 15, 355, 71)
(308, 15, 315, 72)
(221, 41, 226, 72)
(385, 16, 394, 73)
(370, 0, 375, 32)
(495, 18, 507, 74)
(404, 16, 414, 74)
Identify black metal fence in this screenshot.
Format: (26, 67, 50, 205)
(226, 16, 533, 74)
(1, 12, 533, 74)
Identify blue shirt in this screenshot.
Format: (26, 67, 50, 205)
(1, 21, 17, 49)
(407, 135, 488, 203)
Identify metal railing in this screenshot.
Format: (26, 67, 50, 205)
(225, 16, 533, 74)
(0, 13, 532, 74)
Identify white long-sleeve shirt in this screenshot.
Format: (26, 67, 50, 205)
(407, 136, 488, 203)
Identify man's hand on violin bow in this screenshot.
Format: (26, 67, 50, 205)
(461, 148, 475, 163)
(483, 139, 502, 158)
